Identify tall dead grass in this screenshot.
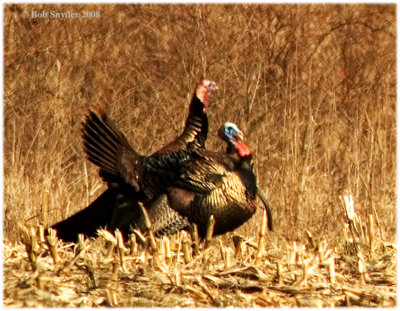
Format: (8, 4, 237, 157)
(3, 4, 396, 246)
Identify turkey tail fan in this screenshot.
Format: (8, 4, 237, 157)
(81, 109, 141, 191)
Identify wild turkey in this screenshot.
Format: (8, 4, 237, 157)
(81, 109, 261, 237)
(51, 80, 216, 242)
(218, 122, 273, 231)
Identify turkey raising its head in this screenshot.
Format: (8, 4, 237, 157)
(195, 80, 217, 111)
(156, 79, 217, 155)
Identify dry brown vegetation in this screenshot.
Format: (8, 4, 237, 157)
(3, 207, 397, 307)
(3, 3, 396, 307)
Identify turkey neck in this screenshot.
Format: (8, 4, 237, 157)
(178, 95, 208, 148)
(155, 95, 208, 154)
(226, 145, 257, 200)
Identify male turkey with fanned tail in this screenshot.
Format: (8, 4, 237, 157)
(51, 80, 273, 241)
(51, 80, 216, 242)
(81, 109, 269, 237)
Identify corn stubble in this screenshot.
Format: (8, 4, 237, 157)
(3, 3, 396, 307)
(5, 205, 396, 307)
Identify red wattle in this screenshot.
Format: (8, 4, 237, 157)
(236, 141, 251, 157)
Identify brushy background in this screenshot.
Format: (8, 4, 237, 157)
(4, 4, 395, 244)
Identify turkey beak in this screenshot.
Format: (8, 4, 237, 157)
(209, 82, 218, 92)
(233, 130, 244, 141)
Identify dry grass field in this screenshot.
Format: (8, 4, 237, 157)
(3, 3, 396, 307)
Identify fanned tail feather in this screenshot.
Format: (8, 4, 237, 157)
(81, 109, 140, 190)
